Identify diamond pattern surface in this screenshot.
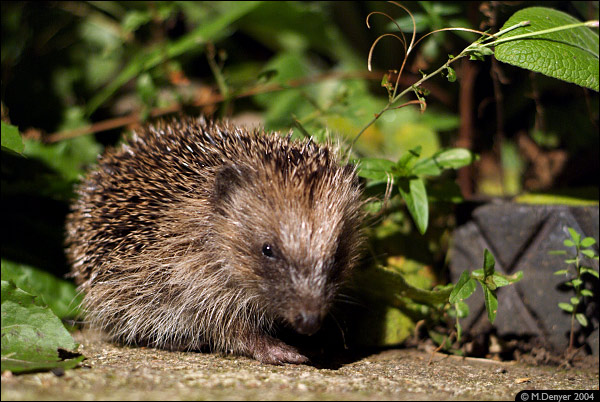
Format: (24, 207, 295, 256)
(450, 203, 599, 355)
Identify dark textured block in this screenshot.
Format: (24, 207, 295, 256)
(449, 202, 599, 355)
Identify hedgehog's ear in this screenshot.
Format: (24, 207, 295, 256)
(212, 164, 247, 207)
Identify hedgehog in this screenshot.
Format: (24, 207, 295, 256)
(65, 116, 365, 364)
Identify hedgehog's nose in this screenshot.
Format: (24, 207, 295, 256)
(293, 311, 322, 335)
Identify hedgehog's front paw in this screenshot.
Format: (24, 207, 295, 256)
(247, 335, 308, 365)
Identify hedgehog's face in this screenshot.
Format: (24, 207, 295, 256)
(211, 162, 363, 335)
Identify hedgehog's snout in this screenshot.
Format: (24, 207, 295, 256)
(292, 310, 323, 336)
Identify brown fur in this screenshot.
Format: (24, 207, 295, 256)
(65, 117, 364, 364)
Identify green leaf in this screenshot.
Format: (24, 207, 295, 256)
(581, 249, 597, 259)
(495, 7, 599, 91)
(567, 227, 582, 244)
(445, 65, 456, 82)
(580, 237, 597, 248)
(581, 267, 599, 278)
(397, 177, 429, 235)
(397, 146, 422, 171)
(449, 271, 477, 303)
(575, 313, 588, 327)
(570, 296, 580, 305)
(23, 135, 102, 183)
(548, 250, 568, 255)
(1, 121, 24, 154)
(563, 239, 576, 247)
(491, 274, 509, 288)
(1, 260, 82, 319)
(558, 302, 574, 312)
(580, 289, 594, 297)
(571, 278, 583, 287)
(553, 269, 569, 275)
(491, 271, 523, 287)
(483, 249, 496, 279)
(471, 268, 484, 281)
(1, 281, 85, 373)
(412, 148, 476, 176)
(357, 158, 396, 181)
(483, 285, 498, 324)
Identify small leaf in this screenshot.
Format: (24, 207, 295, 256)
(412, 148, 476, 176)
(1, 121, 24, 154)
(581, 267, 599, 278)
(491, 274, 509, 288)
(563, 239, 576, 247)
(483, 249, 496, 279)
(483, 285, 498, 324)
(558, 302, 574, 312)
(580, 237, 597, 248)
(570, 297, 580, 305)
(397, 177, 429, 235)
(548, 250, 568, 255)
(571, 278, 583, 287)
(567, 227, 582, 244)
(581, 249, 597, 259)
(553, 269, 569, 275)
(575, 313, 588, 327)
(446, 66, 456, 82)
(492, 271, 523, 286)
(581, 289, 594, 297)
(449, 271, 477, 303)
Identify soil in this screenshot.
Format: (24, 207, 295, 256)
(1, 329, 598, 401)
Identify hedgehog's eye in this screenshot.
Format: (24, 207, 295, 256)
(262, 243, 275, 258)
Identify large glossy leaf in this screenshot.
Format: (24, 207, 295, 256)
(495, 7, 599, 91)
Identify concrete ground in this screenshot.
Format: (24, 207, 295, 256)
(1, 329, 598, 401)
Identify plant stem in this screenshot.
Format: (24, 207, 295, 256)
(570, 244, 583, 352)
(482, 21, 600, 48)
(350, 49, 466, 148)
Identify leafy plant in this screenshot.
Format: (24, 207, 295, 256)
(1, 279, 84, 373)
(449, 249, 522, 342)
(550, 227, 599, 353)
(350, 3, 597, 351)
(358, 146, 476, 234)
(354, 3, 598, 231)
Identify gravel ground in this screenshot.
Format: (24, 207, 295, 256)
(1, 329, 598, 401)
